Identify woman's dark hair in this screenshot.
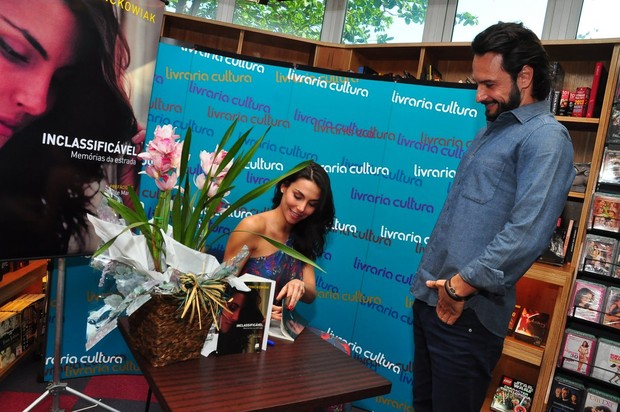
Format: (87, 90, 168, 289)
(216, 289, 264, 355)
(0, 0, 138, 257)
(271, 161, 335, 261)
(471, 22, 551, 101)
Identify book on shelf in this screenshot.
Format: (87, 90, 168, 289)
(607, 104, 620, 145)
(567, 91, 576, 116)
(569, 278, 607, 323)
(507, 304, 522, 336)
(268, 299, 308, 342)
(586, 61, 608, 118)
(425, 64, 442, 81)
(513, 307, 550, 346)
(558, 328, 597, 375)
(489, 375, 535, 412)
(572, 162, 590, 193)
(0, 293, 46, 352)
(202, 273, 275, 357)
(580, 233, 617, 277)
(558, 89, 571, 116)
(546, 375, 585, 412)
(599, 147, 620, 185)
(538, 216, 576, 266)
(572, 86, 591, 118)
(0, 311, 21, 370)
(582, 388, 620, 412)
(589, 192, 620, 233)
(602, 286, 620, 329)
(548, 61, 565, 115)
(591, 337, 620, 387)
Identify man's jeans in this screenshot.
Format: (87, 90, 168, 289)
(412, 299, 504, 412)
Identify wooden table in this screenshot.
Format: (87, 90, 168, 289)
(118, 318, 392, 411)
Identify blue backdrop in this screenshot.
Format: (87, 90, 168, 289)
(47, 38, 484, 412)
(138, 39, 485, 411)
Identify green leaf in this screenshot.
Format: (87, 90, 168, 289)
(243, 231, 325, 273)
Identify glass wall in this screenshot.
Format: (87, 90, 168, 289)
(163, 0, 620, 44)
(342, 0, 427, 44)
(232, 0, 325, 40)
(451, 0, 548, 42)
(577, 0, 620, 39)
(165, 0, 217, 20)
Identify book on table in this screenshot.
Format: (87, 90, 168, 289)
(268, 298, 308, 342)
(201, 273, 275, 356)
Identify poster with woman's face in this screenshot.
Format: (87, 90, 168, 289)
(0, 0, 164, 260)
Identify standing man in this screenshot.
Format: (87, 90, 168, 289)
(410, 22, 575, 411)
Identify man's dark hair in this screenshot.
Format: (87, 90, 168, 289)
(471, 22, 551, 101)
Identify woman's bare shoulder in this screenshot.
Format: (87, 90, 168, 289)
(235, 212, 268, 233)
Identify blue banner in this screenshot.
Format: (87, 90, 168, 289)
(137, 39, 485, 411)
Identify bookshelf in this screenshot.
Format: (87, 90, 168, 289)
(159, 12, 620, 410)
(0, 260, 48, 382)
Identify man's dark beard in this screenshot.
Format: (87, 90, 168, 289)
(486, 83, 521, 121)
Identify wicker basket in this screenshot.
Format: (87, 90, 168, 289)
(127, 294, 212, 367)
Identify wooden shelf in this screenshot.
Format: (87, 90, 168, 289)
(0, 260, 48, 383)
(503, 337, 545, 366)
(0, 260, 48, 307)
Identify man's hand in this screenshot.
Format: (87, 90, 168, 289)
(426, 279, 465, 324)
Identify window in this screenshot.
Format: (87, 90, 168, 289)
(164, 0, 218, 20)
(342, 0, 427, 44)
(232, 0, 326, 40)
(451, 0, 547, 42)
(577, 0, 620, 39)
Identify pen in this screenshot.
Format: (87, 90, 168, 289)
(267, 339, 275, 347)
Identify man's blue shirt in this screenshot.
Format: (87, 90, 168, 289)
(410, 100, 575, 337)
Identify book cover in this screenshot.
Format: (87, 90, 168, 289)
(489, 375, 534, 412)
(599, 147, 620, 185)
(591, 337, 620, 387)
(539, 217, 575, 266)
(602, 286, 620, 328)
(580, 234, 617, 277)
(549, 61, 565, 115)
(582, 387, 620, 412)
(586, 61, 608, 118)
(569, 279, 606, 323)
(0, 311, 21, 370)
(558, 89, 571, 116)
(572, 86, 591, 118)
(513, 307, 550, 346)
(507, 304, 522, 336)
(204, 273, 275, 356)
(546, 375, 585, 412)
(589, 192, 620, 233)
(558, 328, 597, 375)
(607, 104, 620, 145)
(268, 299, 309, 342)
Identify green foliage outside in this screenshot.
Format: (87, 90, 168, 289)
(165, 0, 478, 44)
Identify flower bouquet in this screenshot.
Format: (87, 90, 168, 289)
(86, 121, 313, 366)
